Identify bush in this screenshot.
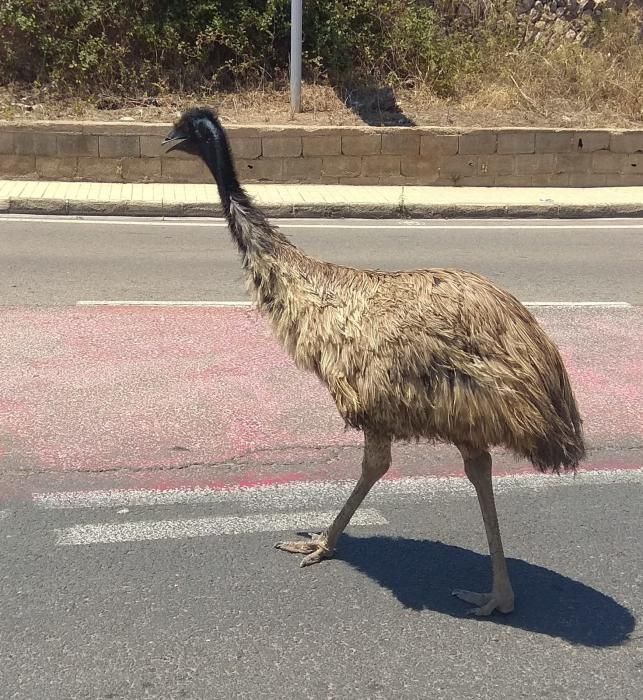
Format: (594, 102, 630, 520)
(0, 1, 288, 91)
(0, 0, 476, 96)
(303, 1, 479, 94)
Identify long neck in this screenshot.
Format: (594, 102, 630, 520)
(200, 126, 292, 265)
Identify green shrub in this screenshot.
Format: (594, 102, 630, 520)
(303, 1, 479, 94)
(0, 0, 478, 96)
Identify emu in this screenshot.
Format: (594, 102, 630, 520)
(163, 108, 584, 616)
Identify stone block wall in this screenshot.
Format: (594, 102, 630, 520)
(0, 121, 641, 186)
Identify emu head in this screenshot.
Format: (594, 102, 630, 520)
(162, 107, 222, 157)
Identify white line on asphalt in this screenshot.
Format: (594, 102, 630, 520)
(75, 299, 633, 308)
(76, 300, 253, 307)
(2, 215, 643, 230)
(55, 508, 388, 545)
(521, 301, 633, 308)
(35, 468, 643, 511)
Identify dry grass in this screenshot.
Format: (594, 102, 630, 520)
(2, 78, 640, 129)
(1, 13, 641, 129)
(463, 20, 643, 127)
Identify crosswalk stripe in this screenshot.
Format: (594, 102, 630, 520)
(55, 508, 388, 546)
(34, 468, 643, 511)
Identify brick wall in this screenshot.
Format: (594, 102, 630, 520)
(0, 121, 641, 186)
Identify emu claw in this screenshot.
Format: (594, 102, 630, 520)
(274, 532, 334, 567)
(452, 589, 514, 616)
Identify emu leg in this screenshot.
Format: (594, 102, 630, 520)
(275, 431, 391, 567)
(452, 446, 515, 616)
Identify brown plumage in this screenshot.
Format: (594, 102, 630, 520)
(163, 108, 585, 615)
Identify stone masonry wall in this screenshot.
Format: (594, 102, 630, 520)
(0, 121, 641, 186)
(516, 0, 614, 45)
(474, 0, 634, 46)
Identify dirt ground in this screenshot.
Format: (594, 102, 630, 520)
(2, 84, 641, 128)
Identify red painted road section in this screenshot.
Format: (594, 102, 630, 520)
(0, 307, 641, 485)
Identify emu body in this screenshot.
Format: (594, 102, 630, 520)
(164, 108, 585, 615)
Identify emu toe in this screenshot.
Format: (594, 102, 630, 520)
(274, 532, 333, 568)
(452, 589, 515, 616)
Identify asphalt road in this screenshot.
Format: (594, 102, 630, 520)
(2, 477, 641, 699)
(0, 214, 641, 699)
(0, 215, 641, 305)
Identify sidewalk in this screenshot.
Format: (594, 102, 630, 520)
(1, 180, 642, 218)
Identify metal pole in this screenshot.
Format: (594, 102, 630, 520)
(290, 0, 302, 113)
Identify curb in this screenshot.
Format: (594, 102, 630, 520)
(2, 197, 643, 219)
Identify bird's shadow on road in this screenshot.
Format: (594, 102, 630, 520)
(336, 535, 635, 648)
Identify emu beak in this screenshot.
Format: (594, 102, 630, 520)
(162, 127, 189, 153)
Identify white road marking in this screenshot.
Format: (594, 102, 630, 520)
(55, 508, 387, 546)
(76, 300, 253, 307)
(75, 300, 633, 308)
(1, 215, 643, 230)
(35, 468, 643, 511)
(521, 301, 632, 308)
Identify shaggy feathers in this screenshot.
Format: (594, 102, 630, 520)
(169, 107, 585, 473)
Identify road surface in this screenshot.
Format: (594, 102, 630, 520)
(0, 215, 641, 699)
(1, 215, 641, 305)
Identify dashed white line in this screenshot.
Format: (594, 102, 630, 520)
(75, 300, 633, 308)
(34, 468, 643, 511)
(76, 300, 253, 307)
(521, 301, 632, 308)
(55, 508, 387, 546)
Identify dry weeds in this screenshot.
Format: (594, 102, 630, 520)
(1, 16, 641, 129)
(2, 77, 640, 128)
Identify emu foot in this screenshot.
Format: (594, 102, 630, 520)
(274, 532, 333, 568)
(452, 589, 515, 616)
